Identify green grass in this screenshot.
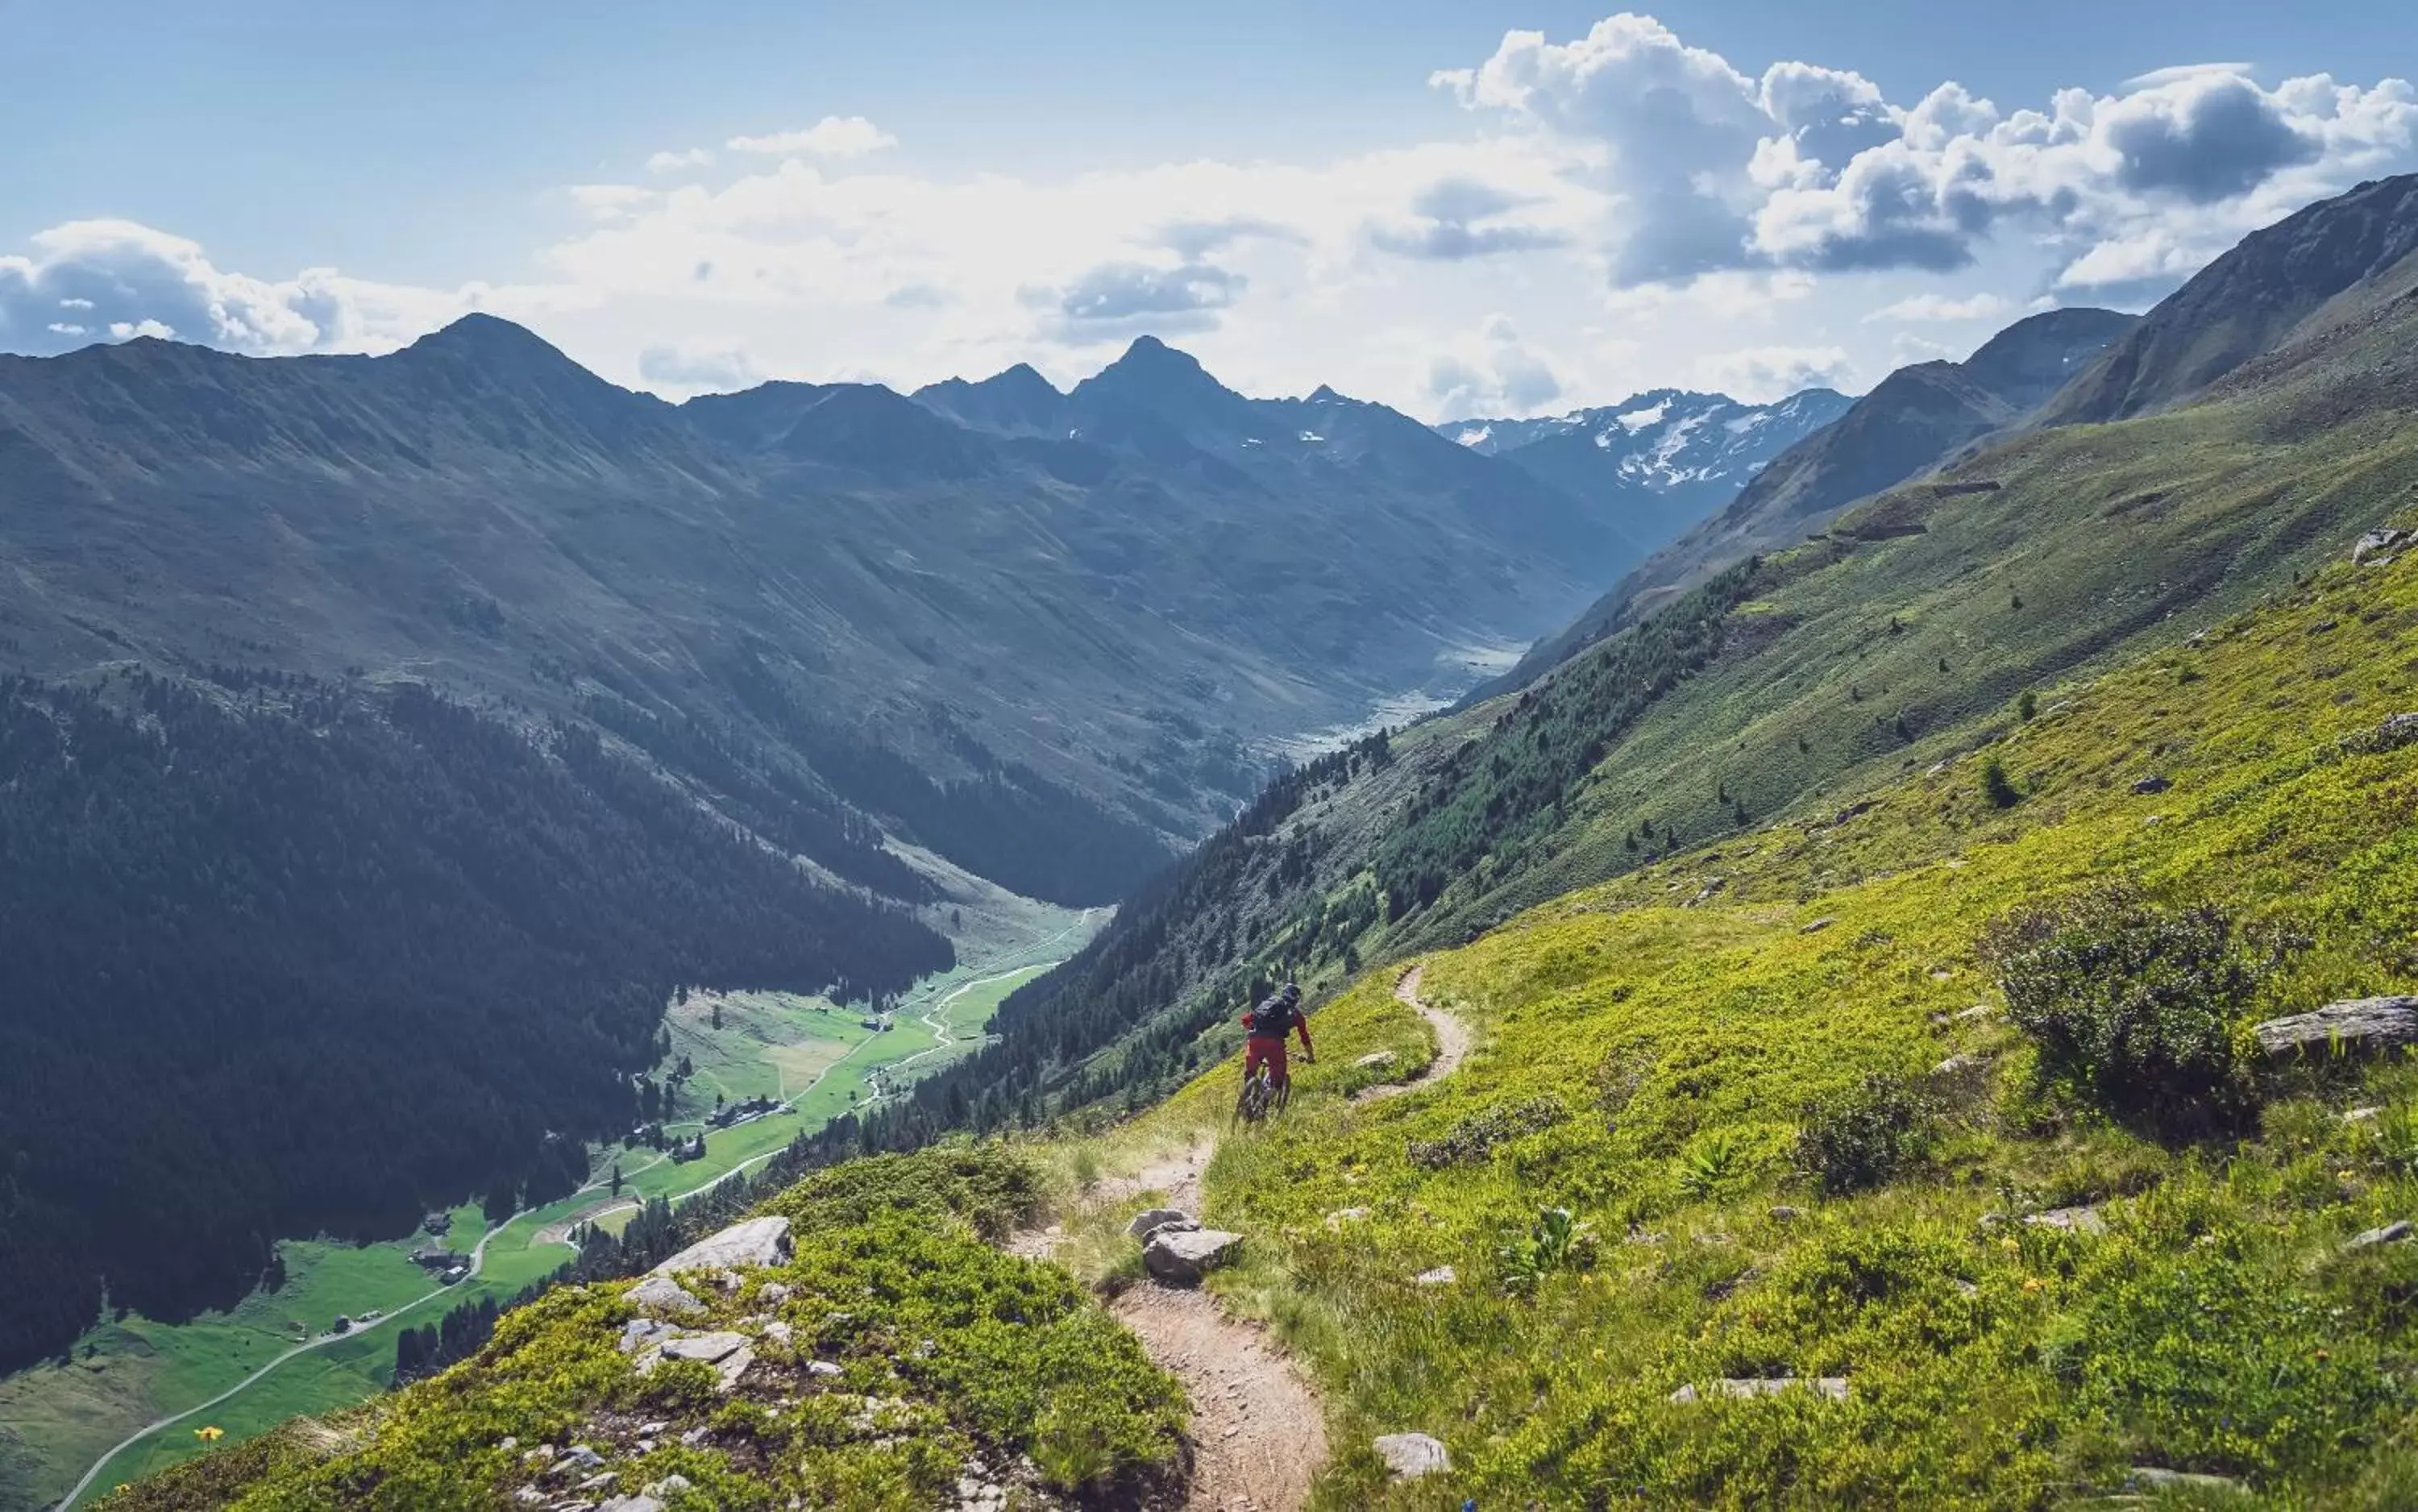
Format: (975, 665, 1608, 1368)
(1061, 542, 2418, 1507)
(97, 1148, 1186, 1512)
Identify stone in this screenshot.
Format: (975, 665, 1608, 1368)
(758, 1282, 791, 1303)
(1353, 1050, 1398, 1070)
(499, 1436, 518, 1451)
(2129, 775, 2172, 795)
(618, 1319, 672, 1352)
(2345, 713, 2418, 756)
(1124, 1208, 1196, 1244)
(1141, 1227, 1242, 1285)
(2025, 1206, 2108, 1236)
(626, 1275, 704, 1320)
(713, 1344, 756, 1392)
(679, 1427, 710, 1447)
(2127, 1466, 2245, 1494)
(659, 1331, 750, 1365)
(1800, 917, 1835, 933)
(1933, 1052, 1985, 1077)
(1324, 1207, 1372, 1227)
(806, 1359, 845, 1377)
(634, 1422, 667, 1436)
(1412, 1265, 1456, 1286)
(1688, 876, 1727, 905)
(2344, 1106, 2383, 1124)
(1670, 1377, 1849, 1405)
(596, 1497, 665, 1512)
(1768, 1206, 1803, 1223)
(2347, 1220, 2413, 1249)
(639, 1476, 692, 1498)
(762, 1320, 793, 1344)
(513, 1489, 546, 1506)
(1372, 1431, 1451, 1479)
(1953, 1003, 1995, 1021)
(2252, 997, 2418, 1057)
(648, 1217, 791, 1277)
(2354, 527, 2407, 565)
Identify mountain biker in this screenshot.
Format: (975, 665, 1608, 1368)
(1240, 982, 1314, 1097)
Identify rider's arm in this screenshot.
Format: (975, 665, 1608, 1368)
(1294, 1012, 1314, 1058)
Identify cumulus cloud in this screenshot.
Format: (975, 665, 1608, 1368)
(1369, 177, 1570, 260)
(1443, 15, 2418, 294)
(725, 115, 897, 157)
(1427, 314, 1564, 417)
(1033, 260, 1245, 341)
(0, 219, 571, 359)
(647, 147, 714, 173)
(1866, 291, 2012, 322)
(1691, 343, 1853, 401)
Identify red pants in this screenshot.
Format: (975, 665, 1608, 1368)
(1244, 1036, 1290, 1083)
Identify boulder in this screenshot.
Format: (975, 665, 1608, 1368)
(1670, 1377, 1849, 1404)
(2347, 1220, 2413, 1249)
(2345, 713, 2418, 755)
(1125, 1208, 1196, 1244)
(2129, 775, 2171, 795)
(625, 1275, 704, 1319)
(1141, 1227, 1242, 1285)
(597, 1497, 665, 1512)
(658, 1331, 750, 1365)
(1353, 1050, 1398, 1070)
(2354, 527, 2407, 565)
(1372, 1431, 1451, 1479)
(649, 1216, 791, 1276)
(2252, 997, 2418, 1057)
(2127, 1467, 2245, 1494)
(2025, 1206, 2108, 1236)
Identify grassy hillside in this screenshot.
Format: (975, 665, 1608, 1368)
(1054, 539, 2418, 1506)
(960, 247, 2418, 1130)
(92, 1147, 1185, 1512)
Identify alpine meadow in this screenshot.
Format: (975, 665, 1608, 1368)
(9, 7, 2418, 1510)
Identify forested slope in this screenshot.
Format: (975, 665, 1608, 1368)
(0, 671, 945, 1373)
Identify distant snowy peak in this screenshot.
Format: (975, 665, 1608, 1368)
(1442, 387, 1851, 489)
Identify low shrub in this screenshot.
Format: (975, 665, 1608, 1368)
(1793, 1074, 1935, 1194)
(1408, 1094, 1571, 1169)
(1981, 887, 2277, 1139)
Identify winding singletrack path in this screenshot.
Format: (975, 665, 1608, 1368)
(1031, 965, 1470, 1512)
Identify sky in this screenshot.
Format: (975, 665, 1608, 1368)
(3, 0, 2414, 419)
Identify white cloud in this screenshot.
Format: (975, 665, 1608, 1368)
(1427, 313, 1566, 417)
(1444, 19, 2417, 299)
(725, 115, 897, 158)
(6, 16, 2414, 422)
(1691, 343, 1854, 401)
(1866, 291, 2011, 322)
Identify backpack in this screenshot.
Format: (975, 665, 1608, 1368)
(1249, 989, 1298, 1038)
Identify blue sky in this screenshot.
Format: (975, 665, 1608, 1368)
(4, 2, 2414, 416)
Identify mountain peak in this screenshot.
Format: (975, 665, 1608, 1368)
(1070, 334, 1241, 418)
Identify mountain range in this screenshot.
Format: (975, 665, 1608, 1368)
(1437, 387, 1853, 547)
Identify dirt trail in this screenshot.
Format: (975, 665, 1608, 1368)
(1355, 964, 1469, 1103)
(1016, 967, 1472, 1512)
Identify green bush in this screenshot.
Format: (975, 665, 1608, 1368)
(1981, 887, 2275, 1139)
(1793, 1074, 1935, 1194)
(1408, 1094, 1571, 1169)
(1981, 755, 2022, 808)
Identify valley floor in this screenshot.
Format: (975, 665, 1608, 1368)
(5, 903, 1103, 1512)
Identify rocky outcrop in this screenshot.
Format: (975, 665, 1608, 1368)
(625, 1274, 705, 1319)
(2344, 713, 2418, 756)
(649, 1216, 791, 1276)
(1142, 1227, 1242, 1285)
(1373, 1431, 1452, 1479)
(2347, 1220, 2413, 1249)
(2252, 997, 2418, 1057)
(2354, 527, 2407, 565)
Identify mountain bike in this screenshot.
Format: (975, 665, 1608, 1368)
(1234, 1065, 1291, 1124)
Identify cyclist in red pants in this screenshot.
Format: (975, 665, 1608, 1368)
(1241, 982, 1314, 1097)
